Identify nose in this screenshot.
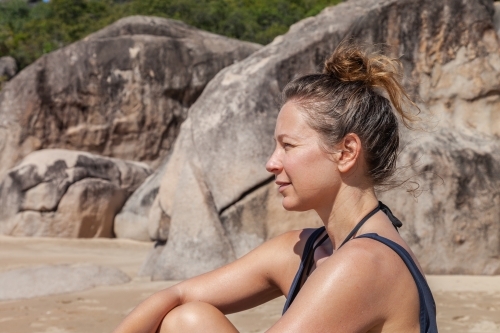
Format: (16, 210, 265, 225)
(266, 148, 282, 175)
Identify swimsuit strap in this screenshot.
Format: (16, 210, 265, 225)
(305, 232, 329, 276)
(338, 203, 380, 248)
(379, 201, 403, 228)
(339, 201, 402, 249)
(282, 201, 403, 314)
(355, 233, 438, 333)
(282, 226, 326, 314)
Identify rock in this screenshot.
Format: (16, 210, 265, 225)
(378, 129, 500, 275)
(146, 0, 500, 278)
(56, 178, 127, 238)
(220, 182, 322, 258)
(138, 241, 166, 277)
(0, 264, 130, 301)
(0, 149, 151, 237)
(151, 119, 236, 280)
(147, 194, 171, 241)
(113, 152, 170, 241)
(0, 56, 17, 80)
(0, 15, 261, 181)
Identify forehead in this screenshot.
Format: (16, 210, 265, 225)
(275, 101, 315, 139)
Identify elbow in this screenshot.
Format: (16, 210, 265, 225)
(155, 285, 183, 307)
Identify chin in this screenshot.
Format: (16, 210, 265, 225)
(281, 197, 312, 212)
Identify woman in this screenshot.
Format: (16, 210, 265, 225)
(113, 43, 438, 333)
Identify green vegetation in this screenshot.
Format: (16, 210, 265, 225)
(0, 0, 341, 70)
(0, 75, 8, 91)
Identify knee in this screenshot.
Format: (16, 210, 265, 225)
(158, 302, 221, 332)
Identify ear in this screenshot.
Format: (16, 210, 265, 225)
(336, 133, 362, 174)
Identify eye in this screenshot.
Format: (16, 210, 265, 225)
(283, 142, 294, 150)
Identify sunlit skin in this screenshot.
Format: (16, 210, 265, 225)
(113, 101, 423, 333)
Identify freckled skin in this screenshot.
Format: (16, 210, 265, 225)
(113, 102, 423, 333)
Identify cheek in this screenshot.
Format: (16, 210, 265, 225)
(282, 151, 310, 180)
(287, 149, 338, 187)
(306, 163, 338, 193)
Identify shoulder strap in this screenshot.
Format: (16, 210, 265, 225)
(282, 227, 326, 314)
(338, 204, 381, 248)
(283, 202, 404, 315)
(355, 233, 438, 333)
(379, 202, 403, 228)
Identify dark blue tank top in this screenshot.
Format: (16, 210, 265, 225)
(282, 202, 438, 333)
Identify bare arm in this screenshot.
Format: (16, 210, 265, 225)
(113, 229, 310, 333)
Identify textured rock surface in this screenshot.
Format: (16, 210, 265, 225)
(220, 182, 322, 259)
(113, 154, 170, 241)
(146, 0, 500, 278)
(0, 149, 151, 237)
(379, 129, 500, 275)
(138, 242, 166, 277)
(0, 56, 17, 80)
(150, 119, 237, 279)
(0, 16, 261, 181)
(0, 264, 130, 301)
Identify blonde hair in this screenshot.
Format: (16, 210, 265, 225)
(282, 42, 419, 186)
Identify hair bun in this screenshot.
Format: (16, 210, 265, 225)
(324, 44, 370, 83)
(324, 42, 418, 128)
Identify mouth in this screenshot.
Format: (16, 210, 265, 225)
(276, 181, 291, 193)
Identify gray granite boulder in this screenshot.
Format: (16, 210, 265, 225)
(379, 129, 500, 275)
(144, 0, 500, 279)
(0, 15, 261, 182)
(0, 149, 151, 238)
(114, 155, 170, 241)
(220, 182, 323, 259)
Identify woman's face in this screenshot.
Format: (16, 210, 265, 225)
(266, 101, 341, 213)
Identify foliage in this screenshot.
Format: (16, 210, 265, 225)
(118, 0, 342, 43)
(0, 0, 341, 70)
(0, 75, 8, 91)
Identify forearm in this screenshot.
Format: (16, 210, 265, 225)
(113, 286, 182, 333)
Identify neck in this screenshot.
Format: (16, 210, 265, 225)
(316, 184, 378, 250)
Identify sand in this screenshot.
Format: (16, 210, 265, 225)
(0, 235, 499, 333)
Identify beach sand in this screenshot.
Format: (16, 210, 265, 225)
(0, 236, 499, 333)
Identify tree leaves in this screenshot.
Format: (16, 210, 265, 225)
(0, 0, 341, 70)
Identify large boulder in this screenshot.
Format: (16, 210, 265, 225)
(379, 129, 500, 275)
(0, 149, 151, 238)
(114, 154, 171, 241)
(0, 16, 261, 182)
(144, 0, 500, 279)
(220, 182, 323, 259)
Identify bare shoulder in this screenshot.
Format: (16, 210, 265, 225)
(335, 236, 403, 273)
(264, 228, 317, 256)
(251, 228, 318, 289)
(312, 238, 402, 297)
(321, 236, 417, 297)
(248, 227, 318, 264)
(267, 236, 420, 332)
(340, 234, 423, 282)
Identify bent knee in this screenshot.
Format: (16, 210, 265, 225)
(158, 302, 225, 332)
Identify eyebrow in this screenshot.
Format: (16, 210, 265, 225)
(275, 134, 294, 141)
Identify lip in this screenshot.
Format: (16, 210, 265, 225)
(276, 181, 291, 193)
